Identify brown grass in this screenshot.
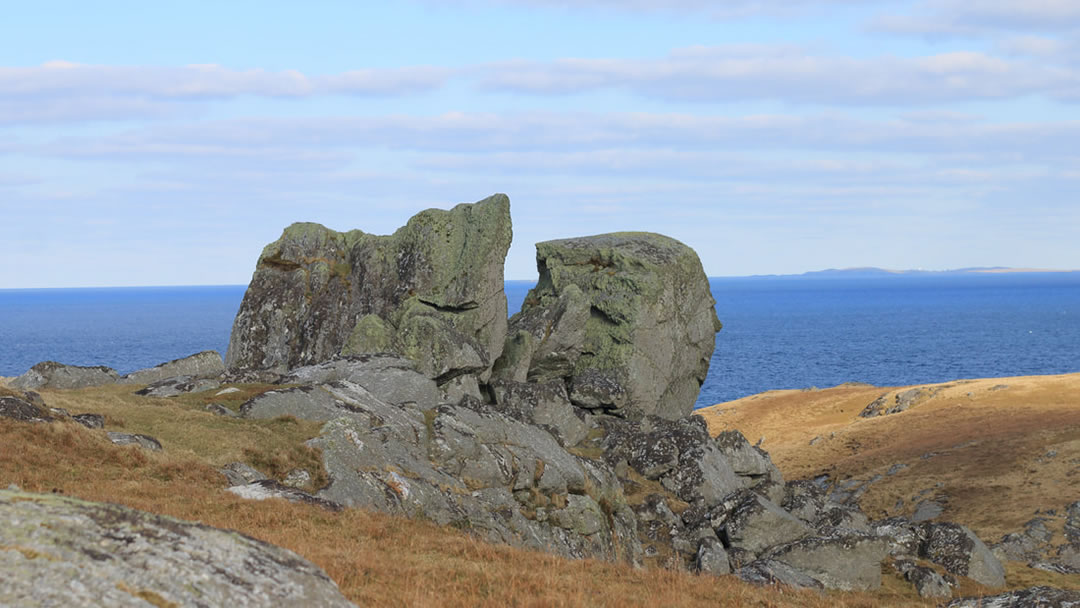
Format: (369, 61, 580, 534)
(0, 384, 949, 607)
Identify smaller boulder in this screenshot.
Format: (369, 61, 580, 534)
(0, 396, 54, 423)
(9, 361, 119, 390)
(946, 587, 1080, 607)
(220, 462, 269, 487)
(135, 375, 221, 398)
(893, 559, 953, 599)
(723, 491, 812, 556)
(919, 522, 1005, 588)
(106, 432, 163, 451)
(120, 351, 225, 385)
(227, 479, 343, 512)
(71, 413, 104, 429)
(695, 537, 731, 575)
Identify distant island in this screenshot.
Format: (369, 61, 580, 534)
(735, 266, 1079, 279)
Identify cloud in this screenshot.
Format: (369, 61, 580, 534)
(0, 61, 449, 99)
(476, 46, 1080, 104)
(871, 0, 1080, 37)
(437, 0, 871, 19)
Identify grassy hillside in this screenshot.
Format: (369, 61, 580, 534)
(4, 375, 1076, 605)
(698, 373, 1080, 592)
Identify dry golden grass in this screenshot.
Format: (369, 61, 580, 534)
(699, 372, 1080, 591)
(0, 383, 948, 607)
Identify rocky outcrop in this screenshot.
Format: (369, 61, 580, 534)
(134, 375, 221, 397)
(0, 395, 54, 423)
(120, 350, 225, 385)
(9, 361, 119, 390)
(106, 432, 163, 451)
(947, 587, 1080, 607)
(225, 194, 513, 395)
(493, 233, 722, 421)
(0, 490, 355, 607)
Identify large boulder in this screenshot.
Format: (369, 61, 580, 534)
(494, 232, 721, 420)
(225, 194, 512, 390)
(120, 350, 225, 385)
(9, 361, 119, 390)
(0, 490, 355, 607)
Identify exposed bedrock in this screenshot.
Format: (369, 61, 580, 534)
(492, 232, 722, 420)
(0, 490, 355, 607)
(225, 194, 512, 393)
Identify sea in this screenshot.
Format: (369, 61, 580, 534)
(2, 274, 1078, 408)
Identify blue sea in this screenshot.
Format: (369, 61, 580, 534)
(2, 275, 1078, 407)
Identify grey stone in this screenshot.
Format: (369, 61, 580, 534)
(860, 387, 928, 418)
(736, 559, 824, 590)
(10, 361, 119, 390)
(106, 432, 163, 451)
(490, 379, 588, 447)
(894, 559, 953, 598)
(225, 194, 512, 388)
(766, 533, 889, 591)
(71, 413, 104, 429)
(120, 350, 225, 385)
(134, 375, 221, 397)
(240, 384, 371, 422)
(695, 536, 731, 575)
(723, 491, 812, 556)
(783, 480, 826, 524)
(946, 587, 1080, 607)
(283, 468, 312, 488)
(0, 490, 355, 607)
(220, 462, 270, 487)
(1054, 543, 1080, 572)
(281, 355, 440, 408)
(206, 403, 240, 417)
(497, 232, 722, 421)
(227, 480, 342, 512)
(0, 396, 54, 423)
(919, 522, 1006, 587)
(870, 517, 924, 557)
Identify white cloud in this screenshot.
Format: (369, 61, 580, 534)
(439, 0, 872, 18)
(476, 46, 1080, 104)
(871, 0, 1080, 38)
(0, 62, 449, 99)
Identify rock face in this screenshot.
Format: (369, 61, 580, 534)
(0, 490, 355, 607)
(120, 350, 225, 385)
(493, 232, 722, 420)
(225, 194, 513, 394)
(9, 361, 119, 390)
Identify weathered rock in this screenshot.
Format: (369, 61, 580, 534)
(736, 559, 825, 590)
(134, 375, 221, 397)
(227, 480, 342, 512)
(281, 355, 440, 408)
(106, 432, 163, 451)
(919, 522, 1006, 587)
(220, 462, 270, 487)
(871, 517, 924, 557)
(120, 350, 225, 385)
(860, 387, 929, 418)
(695, 536, 732, 575)
(723, 491, 812, 556)
(295, 381, 642, 563)
(912, 499, 946, 522)
(283, 469, 313, 488)
(498, 232, 722, 420)
(490, 379, 588, 447)
(206, 403, 240, 417)
(71, 413, 104, 429)
(0, 396, 54, 423)
(783, 480, 826, 524)
(1054, 543, 1080, 572)
(894, 559, 953, 599)
(9, 361, 119, 390)
(225, 194, 513, 389)
(946, 586, 1080, 607)
(0, 490, 354, 607)
(241, 383, 386, 422)
(766, 533, 888, 591)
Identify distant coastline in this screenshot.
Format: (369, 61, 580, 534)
(725, 266, 1080, 280)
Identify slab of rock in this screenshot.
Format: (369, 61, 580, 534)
(0, 490, 354, 607)
(134, 375, 221, 397)
(920, 522, 1006, 588)
(946, 587, 1080, 607)
(736, 559, 825, 590)
(0, 396, 54, 423)
(71, 413, 104, 429)
(495, 232, 722, 420)
(220, 462, 270, 487)
(9, 361, 119, 390)
(227, 480, 342, 512)
(106, 432, 163, 451)
(766, 533, 888, 591)
(724, 491, 812, 556)
(490, 379, 588, 447)
(120, 350, 225, 385)
(225, 194, 512, 388)
(281, 355, 440, 408)
(894, 559, 953, 599)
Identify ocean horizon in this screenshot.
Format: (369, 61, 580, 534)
(2, 273, 1078, 407)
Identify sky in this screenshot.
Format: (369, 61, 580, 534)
(1, 0, 1078, 287)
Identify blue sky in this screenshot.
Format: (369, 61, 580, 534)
(2, 0, 1078, 287)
